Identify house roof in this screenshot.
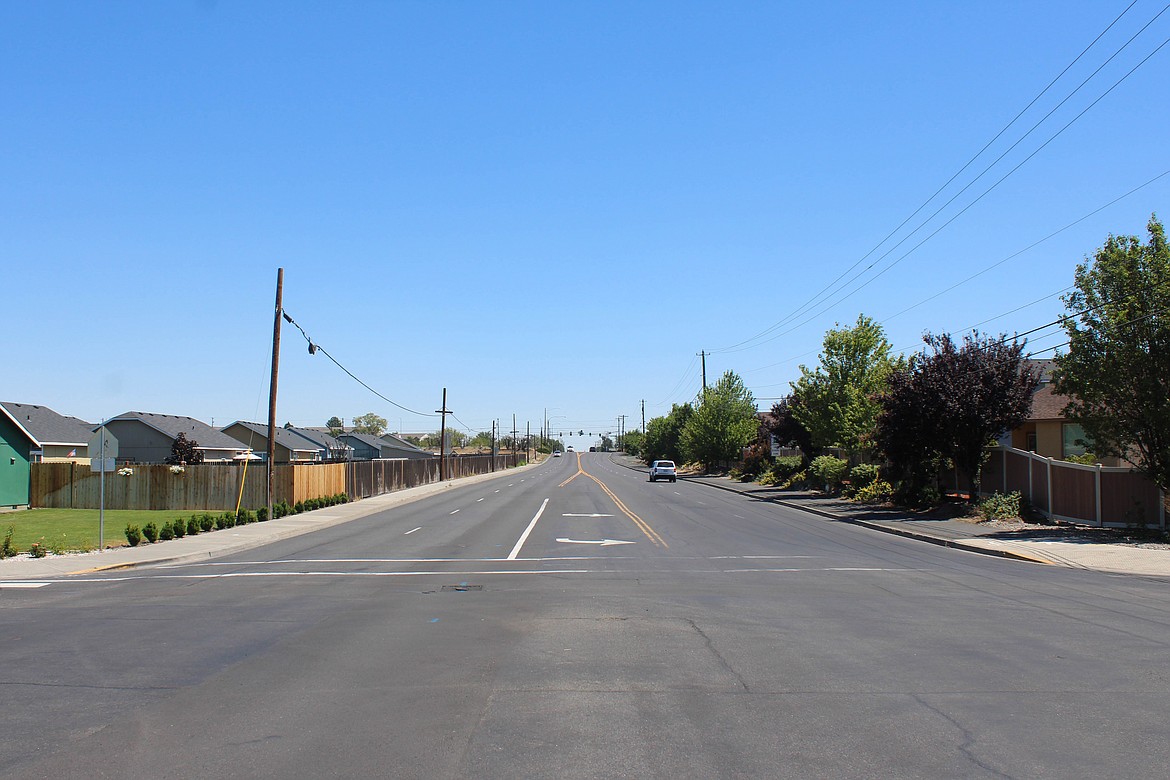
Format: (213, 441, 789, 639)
(380, 433, 427, 453)
(109, 411, 246, 451)
(283, 426, 351, 452)
(1023, 360, 1067, 421)
(222, 421, 317, 454)
(337, 432, 387, 450)
(0, 402, 94, 447)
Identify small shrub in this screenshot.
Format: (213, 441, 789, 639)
(1, 526, 16, 558)
(895, 483, 942, 509)
(810, 456, 849, 492)
(979, 491, 1022, 521)
(200, 513, 216, 532)
(29, 541, 47, 558)
(1065, 452, 1099, 466)
(215, 512, 236, 530)
(774, 469, 808, 490)
(142, 522, 159, 543)
(125, 524, 142, 546)
(187, 516, 201, 536)
(171, 517, 186, 538)
(238, 509, 256, 525)
(158, 523, 175, 542)
(337, 493, 348, 504)
(294, 501, 305, 514)
(257, 505, 269, 522)
(852, 480, 894, 504)
(848, 464, 881, 491)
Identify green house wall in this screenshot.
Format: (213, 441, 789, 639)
(0, 414, 32, 507)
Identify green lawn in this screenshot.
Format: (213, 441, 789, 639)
(1, 508, 217, 553)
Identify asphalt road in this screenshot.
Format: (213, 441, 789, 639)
(3, 452, 1170, 778)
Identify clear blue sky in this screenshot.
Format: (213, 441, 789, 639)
(4, 1, 1167, 450)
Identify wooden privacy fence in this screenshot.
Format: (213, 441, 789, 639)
(30, 454, 522, 511)
(943, 446, 1167, 529)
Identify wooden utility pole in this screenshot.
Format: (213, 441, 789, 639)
(698, 350, 707, 395)
(436, 387, 450, 481)
(641, 399, 646, 435)
(267, 268, 284, 522)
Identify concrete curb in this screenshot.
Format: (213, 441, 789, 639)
(605, 454, 1054, 567)
(0, 460, 545, 579)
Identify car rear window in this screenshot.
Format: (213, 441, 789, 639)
(657, 461, 675, 468)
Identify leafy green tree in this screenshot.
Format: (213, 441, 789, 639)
(619, 430, 644, 454)
(643, 403, 693, 464)
(680, 371, 758, 469)
(352, 412, 388, 436)
(876, 332, 1037, 499)
(791, 315, 902, 458)
(325, 416, 344, 437)
(469, 431, 494, 449)
(1054, 215, 1170, 492)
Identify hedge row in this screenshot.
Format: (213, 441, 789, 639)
(124, 493, 350, 546)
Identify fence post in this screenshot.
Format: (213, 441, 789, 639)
(1094, 463, 1102, 526)
(1046, 457, 1053, 520)
(1027, 451, 1034, 505)
(1161, 488, 1166, 531)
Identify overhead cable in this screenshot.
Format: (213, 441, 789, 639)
(281, 310, 438, 419)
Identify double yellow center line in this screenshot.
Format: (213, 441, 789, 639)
(559, 453, 668, 548)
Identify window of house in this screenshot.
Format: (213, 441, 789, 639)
(1026, 432, 1037, 453)
(1062, 423, 1090, 458)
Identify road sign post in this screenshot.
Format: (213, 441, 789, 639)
(88, 427, 119, 549)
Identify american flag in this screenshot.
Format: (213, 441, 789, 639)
(68, 449, 76, 457)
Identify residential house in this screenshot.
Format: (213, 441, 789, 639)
(338, 432, 433, 461)
(284, 425, 353, 461)
(1008, 360, 1121, 465)
(381, 432, 434, 458)
(103, 411, 248, 463)
(221, 421, 319, 463)
(0, 401, 94, 506)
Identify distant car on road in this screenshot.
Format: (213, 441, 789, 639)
(649, 460, 677, 482)
(552, 450, 562, 457)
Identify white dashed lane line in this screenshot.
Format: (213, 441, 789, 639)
(404, 527, 422, 535)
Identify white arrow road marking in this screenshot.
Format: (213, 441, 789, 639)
(562, 513, 614, 517)
(556, 538, 635, 546)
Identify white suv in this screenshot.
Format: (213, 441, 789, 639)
(649, 460, 677, 482)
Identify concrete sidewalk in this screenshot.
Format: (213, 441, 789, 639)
(5, 457, 1168, 581)
(0, 464, 538, 581)
(683, 471, 1170, 578)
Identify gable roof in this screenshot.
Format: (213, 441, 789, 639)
(1023, 360, 1067, 421)
(109, 411, 246, 451)
(337, 432, 387, 450)
(0, 402, 94, 447)
(380, 432, 427, 453)
(222, 421, 317, 454)
(284, 426, 351, 453)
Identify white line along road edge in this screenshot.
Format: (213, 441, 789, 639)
(508, 498, 550, 561)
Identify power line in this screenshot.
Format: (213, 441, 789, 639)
(880, 169, 1170, 325)
(281, 310, 438, 419)
(714, 5, 1167, 356)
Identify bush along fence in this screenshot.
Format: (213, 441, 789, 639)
(123, 494, 350, 547)
(30, 454, 522, 512)
(942, 446, 1167, 530)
